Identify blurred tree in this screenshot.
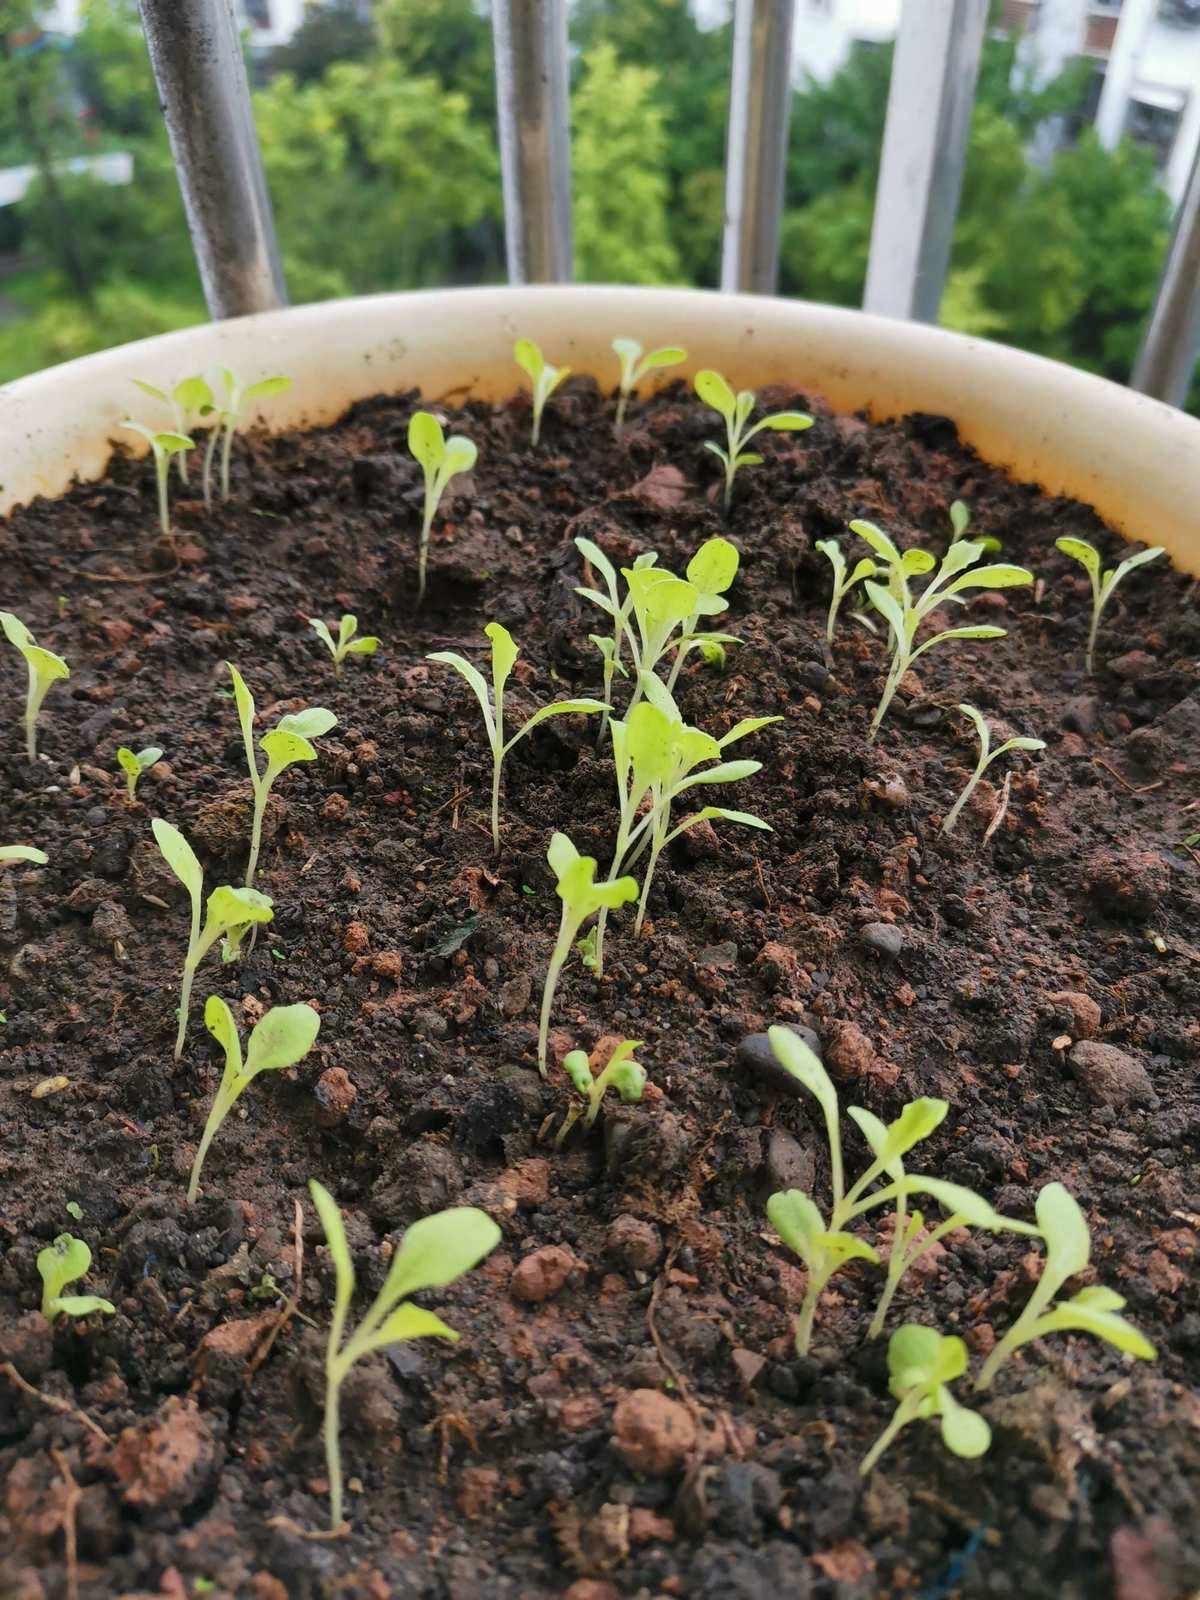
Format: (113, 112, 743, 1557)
(375, 0, 495, 121)
(266, 0, 375, 86)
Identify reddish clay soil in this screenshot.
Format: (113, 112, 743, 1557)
(0, 375, 1197, 1600)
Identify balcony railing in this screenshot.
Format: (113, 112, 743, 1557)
(135, 0, 1200, 409)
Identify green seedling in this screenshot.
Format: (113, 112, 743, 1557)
(574, 539, 656, 740)
(309, 1179, 500, 1530)
(188, 997, 320, 1203)
(119, 422, 194, 543)
(694, 369, 812, 509)
(860, 1325, 991, 1475)
(132, 376, 213, 486)
(201, 370, 292, 506)
(947, 500, 1000, 554)
(514, 337, 570, 446)
(853, 521, 1032, 741)
(227, 663, 337, 890)
(555, 1040, 646, 1147)
(941, 704, 1044, 836)
(116, 744, 164, 801)
(151, 818, 274, 1060)
(428, 624, 606, 854)
(407, 410, 478, 606)
(539, 833, 637, 1077)
(309, 614, 380, 679)
(0, 611, 69, 761)
(768, 1187, 881, 1356)
(37, 1233, 115, 1321)
(815, 539, 877, 647)
(666, 536, 741, 694)
(976, 1183, 1156, 1389)
(0, 845, 47, 866)
(1055, 537, 1165, 674)
(612, 337, 686, 431)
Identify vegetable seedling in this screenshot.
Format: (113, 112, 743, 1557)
(514, 337, 570, 446)
(407, 410, 478, 606)
(188, 997, 320, 1203)
(947, 500, 1000, 554)
(859, 1325, 991, 1475)
(132, 376, 213, 486)
(538, 833, 637, 1077)
(555, 1040, 646, 1147)
(227, 663, 337, 890)
(38, 1233, 115, 1321)
(0, 845, 47, 866)
(1055, 537, 1165, 674)
(201, 370, 292, 506)
(694, 369, 812, 509)
(853, 521, 1033, 741)
(0, 611, 69, 761)
(309, 1179, 500, 1530)
(976, 1183, 1156, 1389)
(119, 422, 194, 543)
(941, 704, 1044, 835)
(612, 337, 686, 431)
(151, 817, 274, 1059)
(309, 614, 380, 678)
(428, 624, 606, 854)
(815, 539, 877, 647)
(574, 538, 656, 741)
(116, 745, 164, 802)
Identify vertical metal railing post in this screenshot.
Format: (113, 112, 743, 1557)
(720, 0, 797, 295)
(1132, 140, 1200, 408)
(137, 0, 287, 319)
(491, 0, 573, 284)
(863, 0, 987, 323)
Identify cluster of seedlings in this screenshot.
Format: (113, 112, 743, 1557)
(8, 335, 1171, 1536)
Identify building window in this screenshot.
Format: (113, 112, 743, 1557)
(1126, 88, 1186, 167)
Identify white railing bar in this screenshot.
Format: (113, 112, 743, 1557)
(720, 0, 797, 295)
(863, 0, 987, 323)
(1131, 139, 1200, 408)
(491, 0, 573, 285)
(137, 0, 286, 320)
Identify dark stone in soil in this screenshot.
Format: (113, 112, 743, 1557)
(1068, 1039, 1156, 1107)
(735, 1024, 823, 1099)
(859, 921, 903, 959)
(764, 1127, 818, 1193)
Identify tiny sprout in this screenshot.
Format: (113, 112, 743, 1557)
(0, 845, 47, 866)
(555, 1040, 646, 1146)
(612, 337, 686, 431)
(976, 1183, 1156, 1390)
(65, 1200, 84, 1221)
(941, 704, 1044, 835)
(309, 1179, 500, 1529)
(694, 369, 812, 509)
(116, 744, 164, 801)
(151, 818, 274, 1060)
(227, 664, 337, 890)
(201, 370, 292, 506)
(428, 624, 606, 854)
(37, 1233, 115, 1321)
(132, 376, 213, 486)
(947, 499, 1000, 554)
(119, 422, 194, 543)
(1055, 537, 1165, 674)
(539, 833, 637, 1077)
(514, 337, 570, 446)
(0, 611, 69, 761)
(859, 1325, 991, 1475)
(815, 539, 877, 647)
(407, 411, 478, 605)
(188, 997, 320, 1203)
(309, 614, 381, 678)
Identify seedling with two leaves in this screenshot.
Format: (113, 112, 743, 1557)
(815, 539, 877, 647)
(859, 1325, 991, 1475)
(38, 1233, 115, 1322)
(309, 1180, 500, 1529)
(227, 664, 337, 890)
(612, 337, 686, 431)
(200, 370, 292, 506)
(0, 611, 69, 761)
(694, 370, 812, 509)
(1055, 537, 1165, 674)
(117, 745, 164, 801)
(514, 338, 570, 446)
(428, 624, 606, 854)
(555, 1040, 646, 1147)
(151, 818, 274, 1060)
(131, 376, 213, 486)
(309, 614, 380, 678)
(407, 411, 478, 605)
(941, 703, 1044, 836)
(188, 998, 320, 1203)
(119, 422, 194, 543)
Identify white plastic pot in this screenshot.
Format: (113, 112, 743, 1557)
(2, 286, 1197, 575)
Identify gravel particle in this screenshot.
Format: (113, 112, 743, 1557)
(859, 922, 903, 960)
(511, 1245, 575, 1304)
(611, 1388, 696, 1476)
(1068, 1040, 1154, 1107)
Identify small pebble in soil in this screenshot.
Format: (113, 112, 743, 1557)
(611, 1389, 696, 1476)
(605, 1215, 663, 1272)
(1083, 847, 1168, 922)
(735, 1024, 823, 1099)
(1068, 1040, 1156, 1108)
(511, 1245, 576, 1304)
(858, 922, 903, 960)
(313, 1066, 356, 1126)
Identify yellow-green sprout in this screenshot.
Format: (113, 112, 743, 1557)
(514, 337, 570, 446)
(116, 745, 164, 802)
(407, 411, 478, 606)
(860, 1325, 991, 1475)
(120, 421, 195, 542)
(131, 376, 213, 487)
(309, 1180, 500, 1529)
(0, 611, 69, 761)
(0, 846, 47, 866)
(816, 539, 877, 647)
(38, 1233, 115, 1322)
(694, 369, 812, 509)
(941, 704, 1044, 836)
(1055, 537, 1165, 674)
(556, 1040, 647, 1147)
(200, 370, 292, 505)
(309, 614, 380, 679)
(188, 998, 320, 1203)
(612, 337, 686, 431)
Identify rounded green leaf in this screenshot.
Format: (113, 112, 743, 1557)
(53, 1294, 116, 1319)
(949, 500, 971, 538)
(887, 1323, 943, 1388)
(1055, 536, 1100, 575)
(900, 548, 937, 577)
(379, 1206, 502, 1305)
(0, 611, 34, 650)
(261, 729, 318, 771)
(154, 432, 194, 454)
(485, 622, 519, 691)
(514, 337, 544, 381)
(607, 1059, 646, 1104)
(547, 831, 579, 881)
(277, 708, 337, 740)
(1036, 1182, 1091, 1293)
(408, 410, 445, 470)
(767, 1189, 825, 1266)
(244, 375, 292, 401)
(246, 1002, 321, 1074)
(203, 994, 242, 1063)
(442, 435, 478, 477)
(38, 1233, 91, 1304)
(174, 376, 215, 412)
(345, 636, 380, 658)
(207, 884, 274, 930)
(368, 1303, 460, 1349)
(768, 1026, 837, 1123)
(760, 410, 813, 431)
(939, 1392, 991, 1458)
(563, 1050, 593, 1096)
(945, 563, 1034, 595)
(0, 845, 48, 865)
(151, 818, 203, 904)
(694, 368, 736, 419)
(850, 520, 902, 565)
(687, 536, 739, 596)
(644, 345, 686, 369)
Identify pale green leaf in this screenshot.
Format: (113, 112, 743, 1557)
(768, 1026, 838, 1125)
(485, 621, 519, 694)
(687, 536, 739, 596)
(246, 1002, 320, 1074)
(151, 818, 203, 905)
(939, 1391, 991, 1457)
(1055, 536, 1100, 576)
(427, 650, 495, 741)
(514, 337, 544, 381)
(276, 708, 337, 740)
(0, 845, 47, 865)
(850, 520, 902, 565)
(261, 729, 317, 772)
(694, 368, 736, 419)
(408, 410, 445, 470)
(758, 410, 813, 431)
(309, 1178, 355, 1320)
(442, 436, 478, 477)
(378, 1207, 502, 1306)
(1036, 1182, 1092, 1299)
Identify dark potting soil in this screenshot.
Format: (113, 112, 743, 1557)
(0, 373, 1197, 1600)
